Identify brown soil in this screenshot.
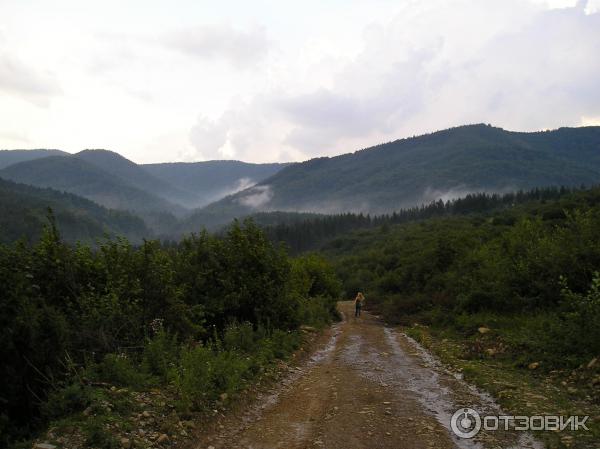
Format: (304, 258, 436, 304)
(191, 302, 543, 449)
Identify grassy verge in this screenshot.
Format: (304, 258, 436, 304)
(21, 324, 326, 449)
(405, 324, 599, 449)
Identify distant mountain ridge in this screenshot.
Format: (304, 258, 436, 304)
(0, 155, 185, 218)
(0, 149, 68, 169)
(0, 177, 148, 244)
(181, 124, 600, 230)
(3, 124, 600, 238)
(0, 150, 290, 232)
(142, 160, 290, 208)
(76, 149, 197, 209)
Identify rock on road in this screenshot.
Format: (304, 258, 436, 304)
(194, 301, 543, 449)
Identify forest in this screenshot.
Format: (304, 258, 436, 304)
(322, 187, 600, 370)
(0, 217, 340, 448)
(259, 186, 585, 253)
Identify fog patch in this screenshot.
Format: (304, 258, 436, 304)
(218, 177, 256, 198)
(421, 186, 477, 204)
(237, 185, 273, 208)
(421, 185, 522, 205)
(232, 177, 256, 193)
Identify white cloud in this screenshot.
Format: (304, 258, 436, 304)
(185, 0, 600, 163)
(165, 24, 269, 69)
(0, 44, 61, 107)
(236, 185, 273, 208)
(0, 130, 30, 145)
(585, 0, 600, 13)
(189, 115, 230, 159)
(0, 0, 599, 162)
(581, 116, 600, 126)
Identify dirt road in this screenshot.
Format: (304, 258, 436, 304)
(195, 302, 543, 449)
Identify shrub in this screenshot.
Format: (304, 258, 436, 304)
(142, 330, 179, 383)
(41, 383, 91, 420)
(84, 419, 118, 449)
(222, 322, 258, 353)
(270, 330, 300, 358)
(542, 273, 600, 367)
(95, 354, 148, 388)
(297, 295, 337, 328)
(175, 345, 250, 410)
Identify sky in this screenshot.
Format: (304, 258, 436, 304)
(0, 0, 599, 164)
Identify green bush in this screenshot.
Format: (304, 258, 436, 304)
(84, 419, 118, 449)
(142, 330, 179, 383)
(537, 273, 600, 367)
(175, 345, 250, 410)
(174, 345, 213, 410)
(95, 354, 148, 388)
(41, 383, 91, 420)
(297, 295, 337, 328)
(222, 322, 259, 353)
(270, 330, 301, 358)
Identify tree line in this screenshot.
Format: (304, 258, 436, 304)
(260, 186, 586, 253)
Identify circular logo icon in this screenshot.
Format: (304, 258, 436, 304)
(451, 408, 481, 438)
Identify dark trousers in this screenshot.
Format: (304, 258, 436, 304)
(355, 305, 362, 317)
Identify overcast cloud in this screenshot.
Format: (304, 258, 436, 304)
(0, 0, 598, 163)
(0, 36, 61, 107)
(165, 24, 269, 69)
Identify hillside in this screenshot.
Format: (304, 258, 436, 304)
(0, 177, 149, 243)
(182, 124, 600, 230)
(0, 149, 68, 169)
(0, 155, 185, 219)
(143, 160, 290, 208)
(76, 149, 197, 208)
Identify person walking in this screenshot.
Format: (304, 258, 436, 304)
(355, 292, 365, 317)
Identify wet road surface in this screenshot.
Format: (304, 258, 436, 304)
(194, 302, 543, 449)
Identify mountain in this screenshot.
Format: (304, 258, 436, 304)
(142, 160, 290, 208)
(0, 177, 149, 244)
(0, 155, 185, 218)
(76, 149, 197, 208)
(0, 149, 69, 169)
(182, 124, 600, 231)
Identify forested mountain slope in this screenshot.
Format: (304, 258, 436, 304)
(76, 149, 196, 208)
(186, 124, 600, 229)
(143, 160, 290, 208)
(0, 177, 148, 243)
(0, 155, 185, 217)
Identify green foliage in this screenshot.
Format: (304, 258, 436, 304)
(547, 273, 600, 364)
(0, 178, 148, 244)
(257, 186, 582, 254)
(174, 344, 249, 410)
(325, 187, 600, 369)
(290, 254, 342, 326)
(84, 419, 118, 449)
(174, 324, 301, 412)
(0, 217, 339, 446)
(222, 322, 260, 353)
(41, 384, 91, 420)
(94, 354, 149, 389)
(142, 330, 179, 383)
